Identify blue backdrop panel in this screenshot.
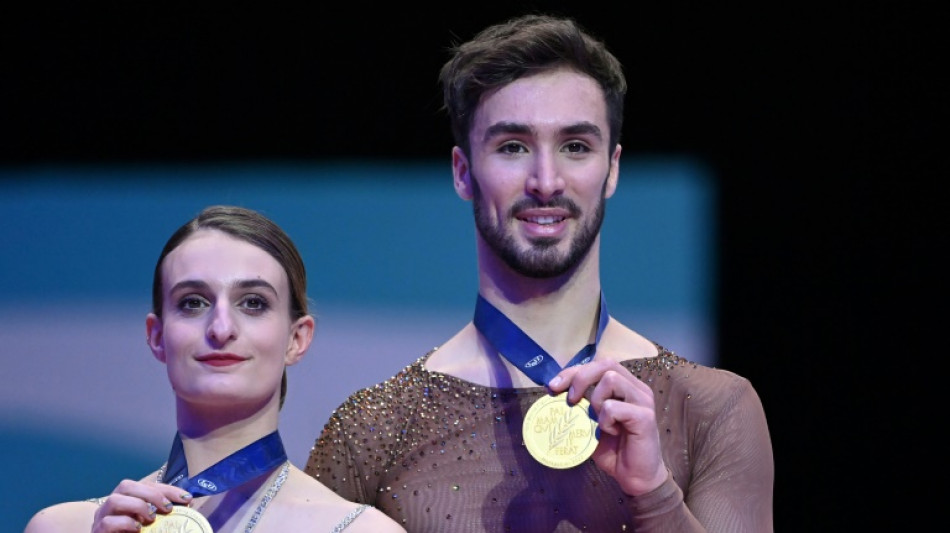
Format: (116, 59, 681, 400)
(0, 158, 714, 532)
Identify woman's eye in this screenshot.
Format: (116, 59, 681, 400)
(241, 295, 269, 312)
(177, 296, 208, 312)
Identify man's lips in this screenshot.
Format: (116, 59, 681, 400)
(516, 208, 570, 225)
(516, 208, 571, 238)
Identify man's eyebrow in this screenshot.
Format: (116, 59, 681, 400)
(562, 122, 603, 139)
(482, 121, 603, 142)
(483, 122, 533, 141)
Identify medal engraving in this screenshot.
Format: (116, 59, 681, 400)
(141, 506, 213, 533)
(522, 392, 598, 469)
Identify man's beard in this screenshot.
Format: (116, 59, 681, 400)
(470, 173, 607, 279)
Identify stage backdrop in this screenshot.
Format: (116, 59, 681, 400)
(1, 158, 714, 532)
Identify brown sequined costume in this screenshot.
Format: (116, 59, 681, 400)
(305, 346, 773, 532)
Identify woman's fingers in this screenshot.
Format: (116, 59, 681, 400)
(92, 479, 192, 532)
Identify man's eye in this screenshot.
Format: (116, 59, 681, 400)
(499, 142, 527, 154)
(563, 142, 589, 153)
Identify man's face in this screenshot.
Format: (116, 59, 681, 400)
(456, 68, 621, 278)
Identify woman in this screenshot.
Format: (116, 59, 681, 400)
(24, 205, 404, 533)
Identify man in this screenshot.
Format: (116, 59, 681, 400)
(306, 14, 773, 532)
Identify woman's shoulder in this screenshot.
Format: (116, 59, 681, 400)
(333, 504, 407, 532)
(24, 500, 96, 533)
(274, 467, 405, 531)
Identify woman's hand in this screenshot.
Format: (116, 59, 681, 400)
(91, 479, 192, 532)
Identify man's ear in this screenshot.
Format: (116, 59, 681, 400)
(452, 146, 474, 201)
(605, 143, 622, 199)
(284, 315, 315, 366)
(145, 313, 166, 363)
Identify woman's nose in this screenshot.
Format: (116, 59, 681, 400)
(206, 306, 237, 345)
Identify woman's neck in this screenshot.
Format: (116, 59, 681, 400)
(176, 400, 280, 476)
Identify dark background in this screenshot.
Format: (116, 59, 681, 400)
(3, 3, 939, 530)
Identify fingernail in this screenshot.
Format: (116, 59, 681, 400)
(163, 499, 173, 510)
(148, 503, 157, 517)
(566, 386, 575, 405)
(595, 427, 602, 440)
(180, 493, 192, 501)
(587, 403, 598, 422)
(549, 376, 562, 388)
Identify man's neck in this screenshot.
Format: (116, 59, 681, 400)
(477, 285, 603, 366)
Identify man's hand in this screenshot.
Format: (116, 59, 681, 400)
(548, 354, 669, 496)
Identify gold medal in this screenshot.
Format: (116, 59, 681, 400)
(522, 392, 598, 469)
(141, 505, 213, 533)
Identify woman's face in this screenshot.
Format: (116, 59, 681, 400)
(146, 229, 311, 411)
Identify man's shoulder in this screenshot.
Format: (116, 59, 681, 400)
(623, 348, 763, 418)
(331, 352, 435, 409)
(624, 347, 749, 384)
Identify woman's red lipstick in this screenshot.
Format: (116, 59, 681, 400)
(196, 353, 245, 367)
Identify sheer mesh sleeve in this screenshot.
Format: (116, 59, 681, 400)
(629, 360, 774, 531)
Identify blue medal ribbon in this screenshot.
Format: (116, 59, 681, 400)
(473, 292, 609, 386)
(161, 430, 287, 496)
